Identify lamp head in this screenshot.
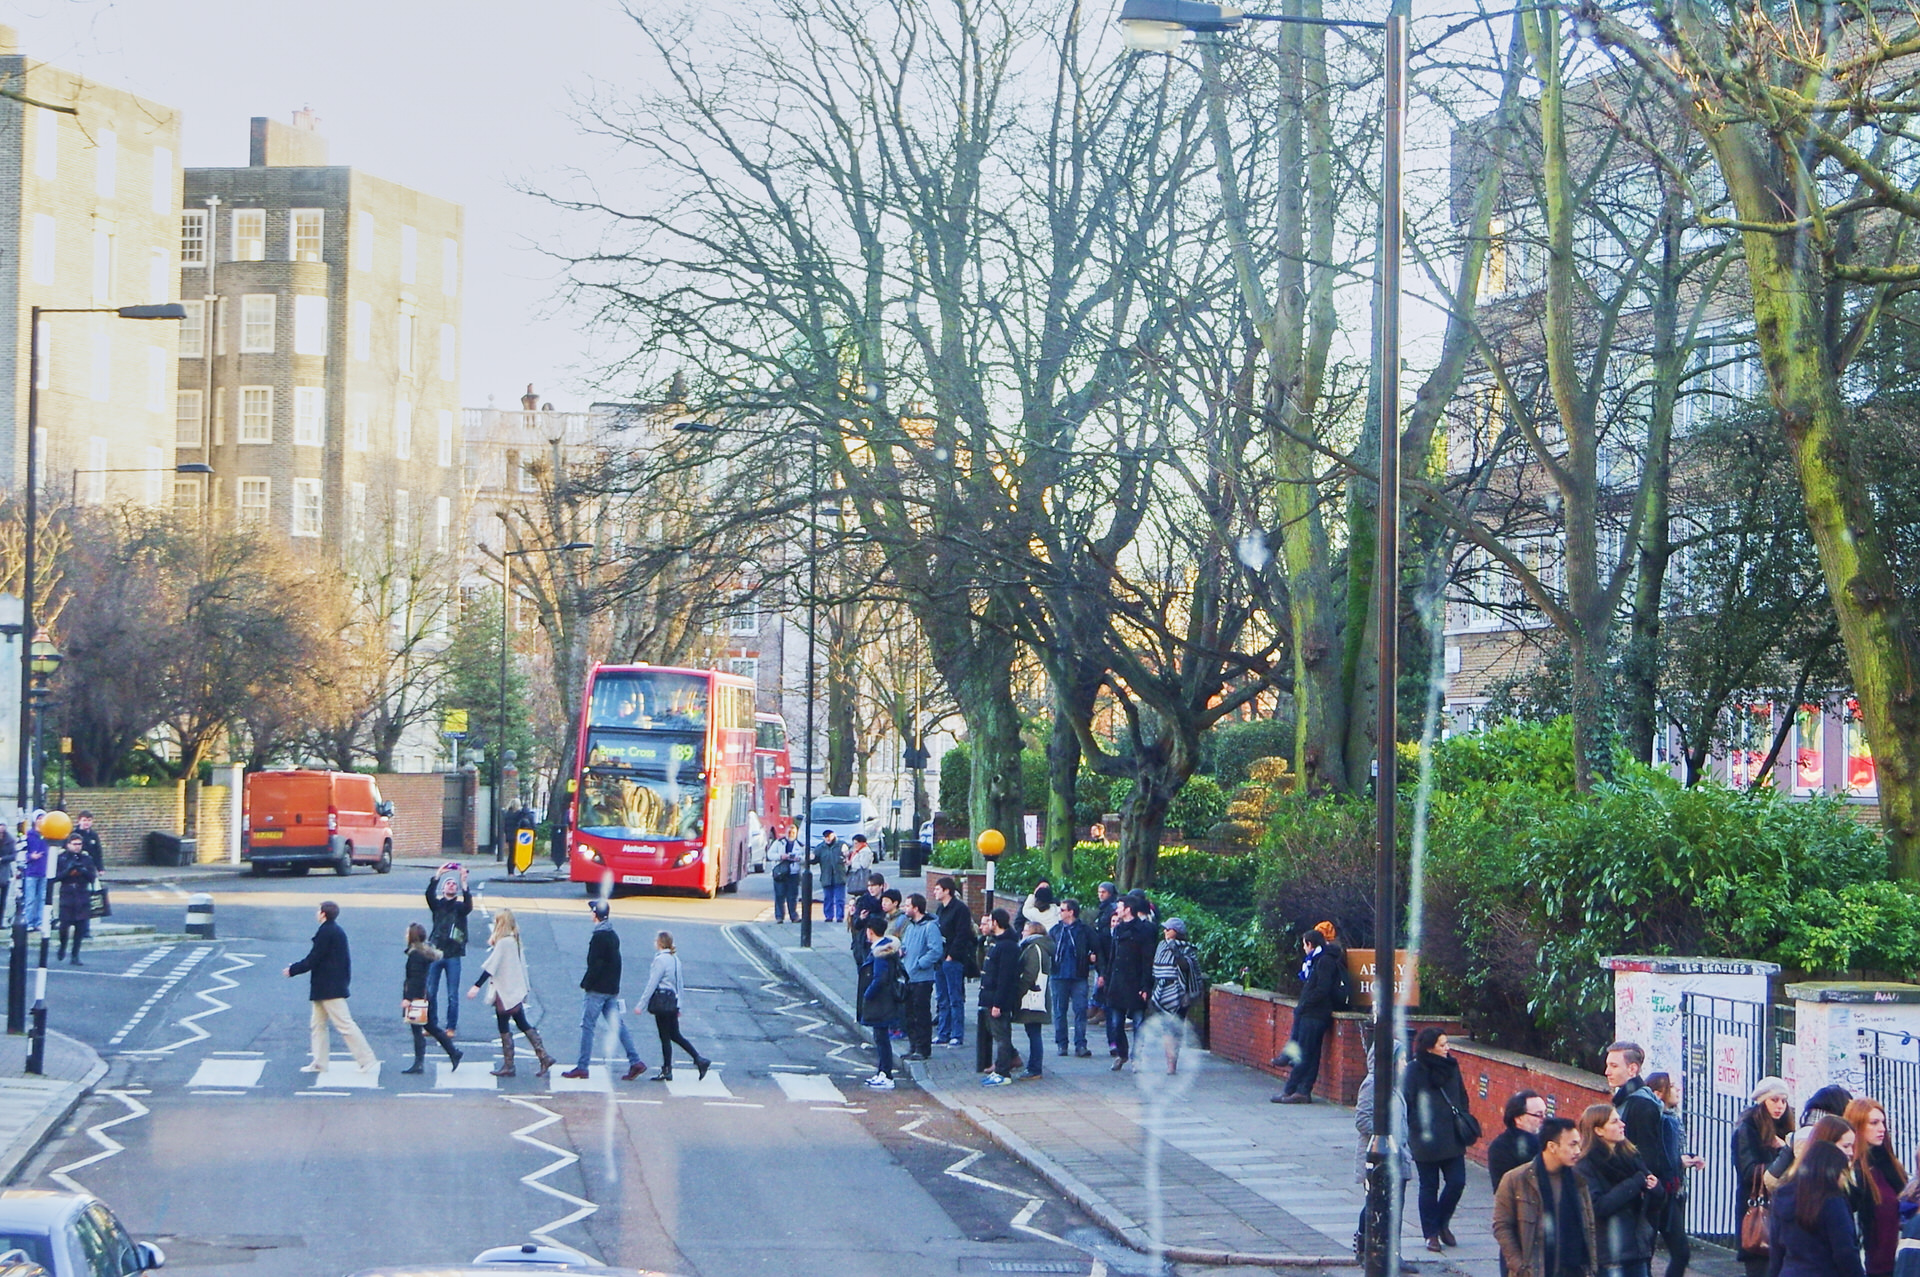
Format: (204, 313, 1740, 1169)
(1118, 0, 1244, 50)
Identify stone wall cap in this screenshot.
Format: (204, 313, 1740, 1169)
(1601, 955, 1781, 976)
(1785, 981, 1920, 1004)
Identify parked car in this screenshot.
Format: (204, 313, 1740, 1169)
(803, 795, 882, 849)
(242, 770, 395, 877)
(347, 1240, 675, 1273)
(0, 1190, 163, 1275)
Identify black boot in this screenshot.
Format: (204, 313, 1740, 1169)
(68, 934, 81, 966)
(401, 1043, 426, 1075)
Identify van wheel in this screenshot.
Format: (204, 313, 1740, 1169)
(249, 861, 267, 877)
(374, 842, 393, 874)
(335, 843, 354, 876)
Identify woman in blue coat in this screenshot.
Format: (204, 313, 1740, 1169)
(1769, 1141, 1867, 1277)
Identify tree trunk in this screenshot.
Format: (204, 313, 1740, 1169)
(925, 605, 1026, 858)
(1044, 704, 1079, 882)
(1115, 769, 1174, 892)
(826, 620, 857, 796)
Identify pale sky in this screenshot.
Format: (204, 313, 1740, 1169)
(8, 0, 650, 413)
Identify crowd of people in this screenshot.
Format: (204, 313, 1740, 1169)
(0, 810, 109, 963)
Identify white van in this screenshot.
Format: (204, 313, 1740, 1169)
(805, 795, 882, 849)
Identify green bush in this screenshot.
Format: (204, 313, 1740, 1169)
(1168, 775, 1228, 838)
(938, 741, 971, 816)
(1201, 718, 1297, 788)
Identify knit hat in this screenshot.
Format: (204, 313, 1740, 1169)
(1750, 1076, 1789, 1105)
(1163, 917, 1189, 937)
(1314, 920, 1338, 943)
(1099, 882, 1118, 897)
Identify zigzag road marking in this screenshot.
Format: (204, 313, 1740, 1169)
(106, 947, 211, 1047)
(148, 952, 254, 1054)
(49, 1089, 149, 1194)
(503, 1096, 597, 1244)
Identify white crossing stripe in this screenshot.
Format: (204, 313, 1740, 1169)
(187, 1058, 265, 1089)
(549, 1070, 612, 1094)
(311, 1059, 380, 1088)
(663, 1069, 732, 1099)
(772, 1072, 845, 1104)
(434, 1062, 497, 1090)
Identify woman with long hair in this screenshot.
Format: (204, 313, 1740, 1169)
(1736, 1078, 1796, 1277)
(1769, 1141, 1866, 1277)
(632, 931, 709, 1082)
(465, 908, 555, 1078)
(1576, 1103, 1665, 1277)
(401, 922, 462, 1074)
(1404, 1026, 1478, 1252)
(1845, 1099, 1908, 1277)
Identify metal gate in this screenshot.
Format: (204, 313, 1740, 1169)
(1681, 992, 1772, 1240)
(1862, 1029, 1920, 1170)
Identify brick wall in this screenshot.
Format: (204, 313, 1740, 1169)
(373, 772, 450, 859)
(1206, 984, 1612, 1163)
(194, 785, 231, 863)
(63, 786, 188, 865)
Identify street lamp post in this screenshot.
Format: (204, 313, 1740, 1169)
(27, 633, 61, 813)
(1117, 6, 1405, 1273)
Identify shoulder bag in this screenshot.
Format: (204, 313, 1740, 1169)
(1439, 1084, 1483, 1147)
(88, 882, 112, 920)
(1738, 1166, 1772, 1259)
(402, 999, 430, 1025)
(647, 955, 681, 1016)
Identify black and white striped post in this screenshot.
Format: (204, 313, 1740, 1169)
(185, 894, 215, 939)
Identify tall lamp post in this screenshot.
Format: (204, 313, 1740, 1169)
(13, 302, 185, 1034)
(1117, 5, 1405, 1274)
(26, 633, 61, 812)
(484, 531, 590, 864)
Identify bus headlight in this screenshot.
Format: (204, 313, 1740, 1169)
(674, 850, 700, 868)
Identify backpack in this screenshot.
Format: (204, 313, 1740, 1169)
(1331, 951, 1355, 1012)
(1174, 943, 1205, 1010)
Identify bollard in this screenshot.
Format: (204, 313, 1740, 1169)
(185, 893, 215, 939)
(25, 934, 48, 1075)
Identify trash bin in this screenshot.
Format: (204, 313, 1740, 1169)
(900, 840, 931, 878)
(144, 832, 197, 867)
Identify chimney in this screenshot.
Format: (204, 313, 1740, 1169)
(292, 105, 321, 132)
(250, 111, 330, 167)
(521, 385, 541, 412)
(669, 371, 688, 401)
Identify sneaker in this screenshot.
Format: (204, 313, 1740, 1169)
(1056, 1047, 1068, 1057)
(866, 1074, 895, 1090)
(981, 1073, 1013, 1087)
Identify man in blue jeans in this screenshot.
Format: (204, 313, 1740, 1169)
(424, 866, 472, 1034)
(813, 830, 848, 921)
(561, 899, 646, 1081)
(931, 875, 974, 1046)
(1049, 898, 1096, 1057)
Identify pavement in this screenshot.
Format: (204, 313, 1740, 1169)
(739, 907, 1744, 1277)
(0, 1028, 106, 1188)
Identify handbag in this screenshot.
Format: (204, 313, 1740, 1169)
(87, 883, 111, 920)
(1739, 1166, 1772, 1258)
(402, 999, 430, 1025)
(647, 986, 678, 1016)
(1441, 1089, 1483, 1147)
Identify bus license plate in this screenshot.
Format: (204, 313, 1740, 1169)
(621, 875, 652, 885)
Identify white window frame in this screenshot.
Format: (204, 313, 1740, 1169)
(291, 478, 323, 537)
(289, 209, 324, 263)
(394, 400, 413, 460)
(92, 229, 114, 303)
(396, 311, 415, 375)
(393, 490, 411, 547)
(349, 482, 368, 542)
(240, 294, 276, 353)
(238, 386, 274, 444)
(435, 495, 451, 551)
(728, 657, 760, 682)
(146, 346, 167, 412)
(238, 477, 271, 526)
(232, 209, 266, 262)
(176, 390, 204, 447)
(212, 386, 225, 447)
(350, 395, 371, 451)
(293, 295, 327, 356)
(436, 410, 454, 466)
(180, 210, 207, 267)
(294, 386, 326, 447)
(174, 479, 203, 510)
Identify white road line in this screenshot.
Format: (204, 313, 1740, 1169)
(189, 1090, 247, 1096)
(662, 1071, 732, 1099)
(120, 948, 170, 978)
(302, 1091, 351, 1097)
(50, 1089, 148, 1193)
(149, 952, 254, 1054)
(503, 1096, 598, 1243)
(704, 1101, 762, 1108)
(186, 1058, 265, 1089)
(772, 1072, 845, 1104)
(106, 947, 211, 1047)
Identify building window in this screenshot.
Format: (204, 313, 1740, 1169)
(34, 110, 57, 182)
(179, 301, 205, 358)
(439, 324, 456, 381)
(180, 210, 206, 267)
(31, 215, 56, 286)
(292, 478, 322, 537)
(95, 128, 116, 198)
(394, 401, 413, 459)
(442, 239, 459, 295)
(146, 346, 167, 412)
(238, 478, 270, 525)
(351, 301, 371, 362)
(144, 447, 165, 506)
(293, 295, 327, 356)
(393, 490, 411, 547)
(436, 495, 451, 550)
(350, 395, 370, 451)
(437, 410, 454, 466)
(89, 333, 111, 402)
(400, 225, 418, 283)
(349, 482, 368, 542)
(729, 599, 759, 636)
(355, 211, 374, 271)
(150, 147, 173, 215)
(147, 247, 169, 304)
(728, 657, 760, 682)
(174, 479, 202, 510)
(176, 390, 204, 447)
(239, 386, 273, 443)
(397, 311, 415, 375)
(294, 386, 325, 446)
(290, 210, 323, 262)
(232, 210, 266, 262)
(240, 294, 276, 353)
(518, 454, 538, 492)
(82, 437, 108, 503)
(92, 229, 115, 303)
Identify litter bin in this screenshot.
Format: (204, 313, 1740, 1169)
(144, 831, 197, 867)
(899, 840, 931, 879)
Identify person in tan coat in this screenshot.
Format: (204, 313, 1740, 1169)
(1496, 1117, 1599, 1277)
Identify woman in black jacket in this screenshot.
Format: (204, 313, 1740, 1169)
(978, 910, 1022, 1083)
(1105, 897, 1157, 1072)
(401, 923, 462, 1074)
(1737, 1079, 1795, 1277)
(1405, 1026, 1479, 1251)
(1769, 1141, 1866, 1277)
(53, 836, 96, 966)
(1577, 1102, 1666, 1277)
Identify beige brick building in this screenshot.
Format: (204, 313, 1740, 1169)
(176, 112, 464, 560)
(1, 26, 185, 504)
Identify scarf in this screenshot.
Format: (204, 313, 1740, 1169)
(1535, 1158, 1587, 1277)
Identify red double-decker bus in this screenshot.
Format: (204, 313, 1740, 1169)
(567, 664, 756, 897)
(754, 712, 792, 839)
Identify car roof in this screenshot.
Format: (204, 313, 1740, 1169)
(0, 1190, 86, 1228)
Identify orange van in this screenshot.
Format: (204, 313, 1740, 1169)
(243, 770, 395, 876)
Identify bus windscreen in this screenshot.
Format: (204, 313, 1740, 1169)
(587, 670, 709, 730)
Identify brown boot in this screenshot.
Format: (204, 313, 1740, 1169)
(490, 1032, 516, 1077)
(525, 1026, 556, 1077)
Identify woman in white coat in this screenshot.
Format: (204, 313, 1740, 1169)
(466, 908, 555, 1077)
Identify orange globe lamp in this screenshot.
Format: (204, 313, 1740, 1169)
(38, 811, 72, 843)
(976, 828, 1005, 860)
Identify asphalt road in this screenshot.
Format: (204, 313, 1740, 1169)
(16, 864, 1116, 1277)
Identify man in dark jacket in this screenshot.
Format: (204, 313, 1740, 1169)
(1494, 1117, 1597, 1277)
(850, 872, 888, 965)
(1106, 896, 1157, 1070)
(563, 899, 646, 1081)
(1049, 900, 1096, 1058)
(1489, 1090, 1550, 1189)
(425, 866, 474, 1034)
(1092, 881, 1119, 1053)
(1604, 1041, 1684, 1269)
(979, 909, 1021, 1084)
(932, 876, 974, 1048)
(76, 812, 105, 874)
(1273, 928, 1340, 1104)
(285, 900, 377, 1074)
